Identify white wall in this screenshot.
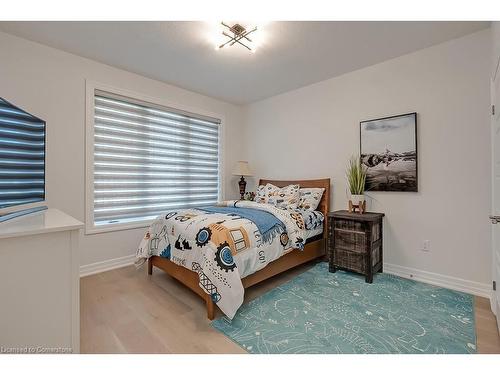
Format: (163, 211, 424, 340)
(243, 30, 492, 289)
(492, 23, 500, 78)
(0, 31, 245, 267)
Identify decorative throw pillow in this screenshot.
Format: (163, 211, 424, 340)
(255, 183, 300, 209)
(297, 187, 325, 211)
(255, 184, 268, 203)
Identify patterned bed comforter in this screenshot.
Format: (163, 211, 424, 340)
(136, 200, 324, 318)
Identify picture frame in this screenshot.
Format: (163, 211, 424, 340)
(360, 112, 418, 192)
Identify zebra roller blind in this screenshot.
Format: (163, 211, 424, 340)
(0, 98, 45, 210)
(92, 90, 221, 226)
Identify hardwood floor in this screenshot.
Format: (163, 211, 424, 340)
(475, 295, 500, 353)
(80, 262, 500, 354)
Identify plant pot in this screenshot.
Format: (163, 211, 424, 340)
(351, 194, 365, 204)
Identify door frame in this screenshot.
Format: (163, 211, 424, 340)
(491, 77, 498, 317)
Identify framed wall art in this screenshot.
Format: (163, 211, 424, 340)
(360, 112, 417, 192)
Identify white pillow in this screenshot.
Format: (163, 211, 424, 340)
(255, 184, 268, 203)
(255, 183, 300, 209)
(297, 187, 325, 211)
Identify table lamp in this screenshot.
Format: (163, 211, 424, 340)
(232, 161, 253, 200)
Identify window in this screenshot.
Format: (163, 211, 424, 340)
(89, 89, 221, 230)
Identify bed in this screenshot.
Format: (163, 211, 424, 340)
(137, 178, 330, 320)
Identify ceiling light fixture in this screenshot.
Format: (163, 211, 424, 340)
(218, 22, 257, 52)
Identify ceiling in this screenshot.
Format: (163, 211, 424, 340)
(0, 21, 490, 104)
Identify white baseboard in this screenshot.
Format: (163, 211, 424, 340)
(80, 254, 135, 277)
(384, 263, 492, 299)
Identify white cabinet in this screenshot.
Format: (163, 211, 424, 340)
(0, 209, 83, 353)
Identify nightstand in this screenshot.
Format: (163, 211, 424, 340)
(327, 210, 384, 283)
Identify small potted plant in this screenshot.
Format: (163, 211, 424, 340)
(244, 191, 256, 201)
(346, 156, 367, 213)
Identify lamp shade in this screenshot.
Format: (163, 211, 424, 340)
(232, 161, 253, 176)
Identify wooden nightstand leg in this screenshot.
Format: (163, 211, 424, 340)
(148, 258, 153, 275)
(365, 223, 373, 283)
(378, 220, 384, 273)
(329, 251, 336, 272)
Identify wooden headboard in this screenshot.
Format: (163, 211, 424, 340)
(258, 178, 331, 238)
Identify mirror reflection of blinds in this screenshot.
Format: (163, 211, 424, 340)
(93, 90, 221, 226)
(0, 98, 45, 209)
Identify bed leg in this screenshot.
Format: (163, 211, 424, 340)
(206, 297, 215, 320)
(148, 258, 153, 275)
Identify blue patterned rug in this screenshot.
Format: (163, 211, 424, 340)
(212, 263, 476, 354)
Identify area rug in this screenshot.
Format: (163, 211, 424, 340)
(211, 263, 476, 354)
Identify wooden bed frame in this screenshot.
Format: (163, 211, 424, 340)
(147, 178, 331, 319)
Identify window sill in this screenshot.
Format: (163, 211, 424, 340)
(85, 219, 152, 235)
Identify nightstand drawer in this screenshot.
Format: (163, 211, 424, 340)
(334, 229, 366, 253)
(334, 248, 366, 274)
(333, 219, 364, 232)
